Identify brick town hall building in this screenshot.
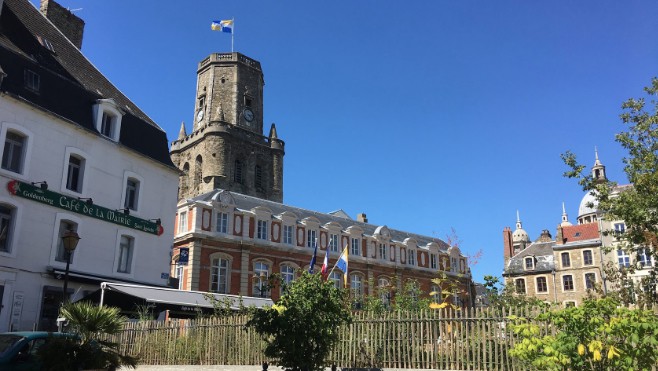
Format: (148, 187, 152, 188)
(170, 52, 472, 306)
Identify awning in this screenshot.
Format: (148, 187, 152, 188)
(81, 282, 273, 318)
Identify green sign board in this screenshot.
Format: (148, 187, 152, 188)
(7, 180, 163, 236)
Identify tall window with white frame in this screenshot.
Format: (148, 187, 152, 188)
(450, 257, 458, 273)
(66, 155, 84, 193)
(117, 235, 134, 273)
(536, 277, 548, 293)
(253, 262, 270, 298)
(216, 212, 228, 234)
(178, 211, 187, 234)
(351, 238, 360, 256)
(329, 271, 342, 288)
(430, 254, 437, 269)
(378, 278, 390, 307)
(0, 205, 14, 253)
(100, 112, 115, 138)
(638, 248, 654, 268)
(583, 250, 593, 266)
(561, 252, 571, 268)
(307, 230, 317, 248)
(515, 278, 526, 294)
(210, 257, 229, 293)
(283, 225, 293, 245)
(124, 178, 139, 211)
(329, 234, 338, 252)
(175, 265, 184, 290)
(350, 274, 363, 305)
(617, 249, 630, 268)
(407, 249, 416, 266)
(280, 265, 295, 295)
(2, 132, 25, 173)
(55, 221, 77, 262)
(585, 273, 596, 290)
(257, 220, 268, 240)
(379, 243, 387, 260)
(562, 275, 574, 291)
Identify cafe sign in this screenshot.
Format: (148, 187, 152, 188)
(7, 180, 163, 236)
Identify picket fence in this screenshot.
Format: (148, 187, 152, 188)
(112, 306, 539, 370)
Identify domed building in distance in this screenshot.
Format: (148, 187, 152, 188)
(502, 150, 648, 307)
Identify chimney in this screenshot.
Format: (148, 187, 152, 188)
(503, 226, 513, 265)
(556, 225, 564, 245)
(357, 213, 368, 223)
(40, 0, 85, 49)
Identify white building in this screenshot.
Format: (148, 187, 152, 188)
(0, 0, 179, 330)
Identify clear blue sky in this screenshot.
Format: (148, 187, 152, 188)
(33, 0, 658, 284)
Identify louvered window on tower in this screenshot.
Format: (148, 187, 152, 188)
(234, 160, 243, 184)
(255, 165, 262, 189)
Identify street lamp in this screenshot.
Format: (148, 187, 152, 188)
(61, 230, 80, 303)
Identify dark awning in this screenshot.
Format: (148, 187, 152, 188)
(81, 282, 273, 318)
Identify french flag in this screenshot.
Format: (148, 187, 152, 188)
(320, 246, 330, 279)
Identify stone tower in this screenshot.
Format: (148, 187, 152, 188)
(170, 52, 284, 202)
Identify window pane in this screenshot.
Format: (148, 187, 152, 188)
(56, 221, 77, 262)
(117, 235, 133, 273)
(66, 156, 83, 192)
(211, 258, 229, 293)
(0, 206, 13, 252)
(124, 179, 139, 210)
(2, 132, 25, 173)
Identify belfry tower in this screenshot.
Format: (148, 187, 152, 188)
(170, 52, 284, 202)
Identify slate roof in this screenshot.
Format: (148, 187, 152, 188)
(0, 0, 175, 168)
(504, 241, 555, 276)
(190, 189, 453, 253)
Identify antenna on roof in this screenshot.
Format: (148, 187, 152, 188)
(68, 8, 83, 12)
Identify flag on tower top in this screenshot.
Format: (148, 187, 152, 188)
(211, 19, 233, 33)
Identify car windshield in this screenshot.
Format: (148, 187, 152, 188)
(0, 335, 23, 355)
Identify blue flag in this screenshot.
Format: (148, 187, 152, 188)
(308, 238, 318, 273)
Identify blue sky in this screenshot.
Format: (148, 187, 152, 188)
(33, 0, 658, 283)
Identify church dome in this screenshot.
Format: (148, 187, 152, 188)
(512, 227, 530, 243)
(578, 191, 599, 219)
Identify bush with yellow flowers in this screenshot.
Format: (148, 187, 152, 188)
(509, 297, 658, 370)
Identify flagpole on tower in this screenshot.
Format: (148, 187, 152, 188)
(231, 17, 235, 52)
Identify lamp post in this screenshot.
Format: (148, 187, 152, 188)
(61, 230, 80, 304)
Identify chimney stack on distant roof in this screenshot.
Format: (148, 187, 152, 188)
(357, 213, 368, 223)
(40, 0, 85, 49)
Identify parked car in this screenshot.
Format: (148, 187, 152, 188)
(0, 331, 77, 370)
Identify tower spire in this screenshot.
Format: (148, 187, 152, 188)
(561, 202, 572, 226)
(592, 147, 607, 182)
(177, 121, 187, 140)
(516, 210, 522, 229)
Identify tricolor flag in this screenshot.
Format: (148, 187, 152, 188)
(320, 246, 330, 279)
(308, 238, 318, 273)
(334, 246, 348, 287)
(211, 19, 233, 33)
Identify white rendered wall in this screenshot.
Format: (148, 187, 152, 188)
(0, 95, 178, 331)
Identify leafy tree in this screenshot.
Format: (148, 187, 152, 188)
(246, 272, 352, 371)
(562, 77, 658, 307)
(481, 275, 549, 310)
(509, 297, 658, 371)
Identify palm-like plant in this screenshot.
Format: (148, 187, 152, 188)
(40, 301, 137, 370)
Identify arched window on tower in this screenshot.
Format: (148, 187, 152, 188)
(180, 162, 190, 196)
(255, 165, 262, 190)
(234, 159, 243, 184)
(194, 155, 203, 189)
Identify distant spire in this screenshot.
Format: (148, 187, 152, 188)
(516, 210, 522, 229)
(177, 121, 187, 140)
(561, 202, 572, 226)
(269, 123, 278, 139)
(592, 146, 607, 182)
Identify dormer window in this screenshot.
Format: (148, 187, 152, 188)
(524, 257, 535, 270)
(24, 69, 40, 92)
(93, 99, 124, 142)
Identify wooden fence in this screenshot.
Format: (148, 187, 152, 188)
(112, 306, 539, 370)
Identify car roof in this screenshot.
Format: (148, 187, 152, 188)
(0, 332, 75, 339)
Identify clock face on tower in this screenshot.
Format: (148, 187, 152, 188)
(196, 109, 204, 122)
(243, 108, 254, 123)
